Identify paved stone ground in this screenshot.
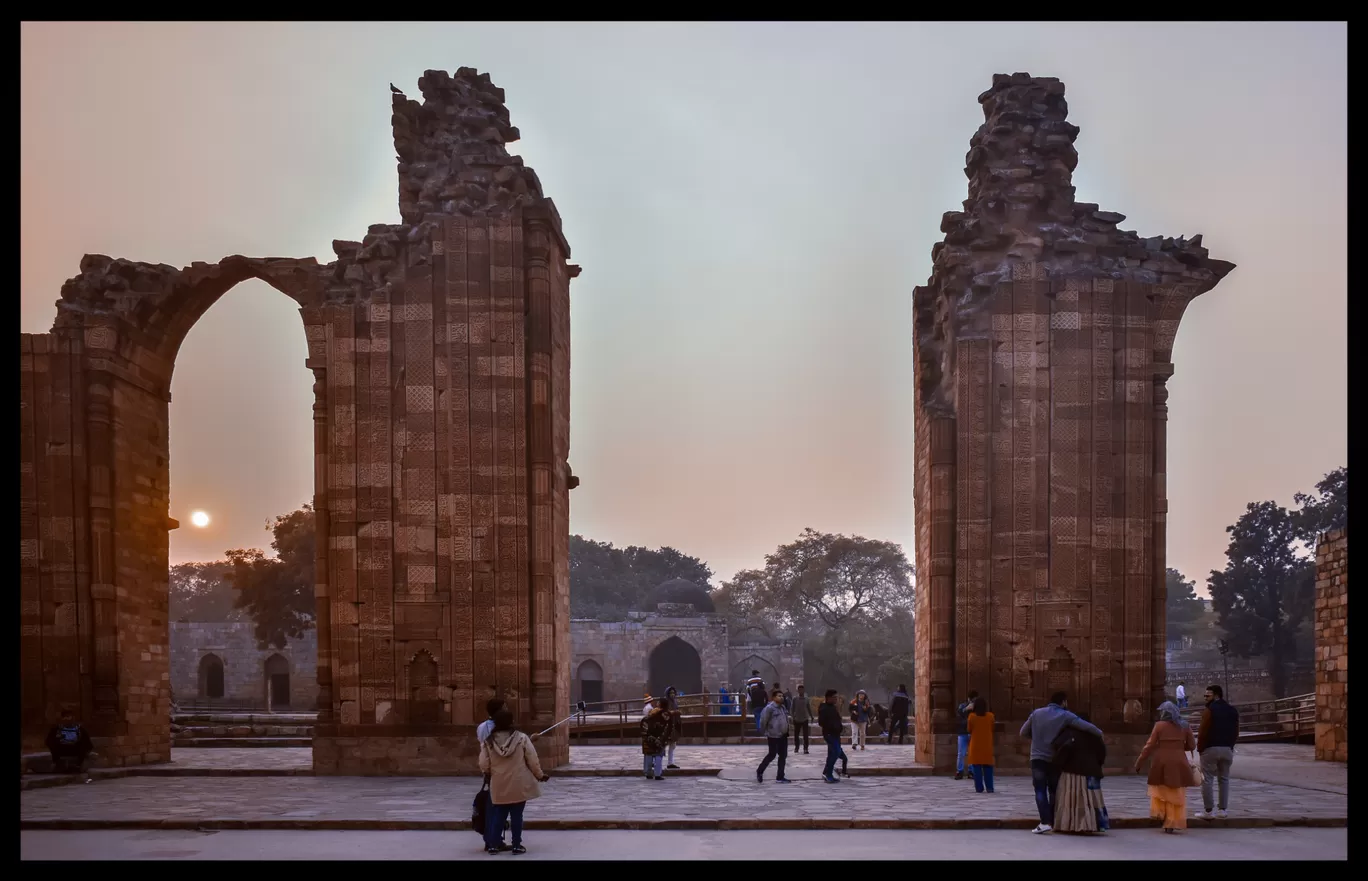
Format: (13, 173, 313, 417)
(19, 768, 1346, 830)
(19, 828, 1350, 861)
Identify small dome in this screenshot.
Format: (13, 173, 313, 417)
(641, 578, 715, 613)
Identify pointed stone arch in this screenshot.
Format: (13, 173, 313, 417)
(198, 653, 225, 699)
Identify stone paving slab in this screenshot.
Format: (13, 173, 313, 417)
(19, 772, 1346, 831)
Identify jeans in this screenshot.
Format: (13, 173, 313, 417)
(822, 733, 849, 778)
(970, 763, 995, 792)
(484, 801, 525, 849)
(1200, 746, 1234, 812)
(886, 716, 908, 743)
(758, 737, 788, 779)
(1178, 697, 1188, 709)
(792, 720, 810, 752)
(643, 754, 663, 777)
(1030, 759, 1061, 826)
(754, 707, 764, 734)
(956, 734, 971, 773)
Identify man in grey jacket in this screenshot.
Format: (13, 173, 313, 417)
(1019, 691, 1103, 834)
(756, 689, 792, 784)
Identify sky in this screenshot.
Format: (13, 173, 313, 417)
(20, 22, 1346, 592)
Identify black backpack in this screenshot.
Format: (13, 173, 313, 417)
(471, 778, 490, 833)
(749, 682, 767, 708)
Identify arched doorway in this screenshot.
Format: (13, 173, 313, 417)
(265, 653, 290, 709)
(731, 655, 779, 693)
(576, 659, 604, 710)
(648, 636, 702, 698)
(198, 653, 225, 699)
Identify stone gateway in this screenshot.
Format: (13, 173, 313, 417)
(19, 68, 579, 774)
(911, 73, 1235, 771)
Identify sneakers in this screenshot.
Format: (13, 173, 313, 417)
(653, 774, 664, 780)
(486, 847, 501, 855)
(644, 774, 655, 780)
(1215, 809, 1229, 819)
(1194, 811, 1213, 820)
(954, 772, 964, 780)
(757, 771, 764, 783)
(824, 775, 839, 784)
(1031, 824, 1053, 835)
(775, 777, 791, 784)
(666, 764, 680, 770)
(803, 749, 810, 755)
(511, 845, 526, 855)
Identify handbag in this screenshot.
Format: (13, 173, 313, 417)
(471, 777, 490, 834)
(1188, 751, 1204, 785)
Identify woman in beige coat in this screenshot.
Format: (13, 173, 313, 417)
(1134, 700, 1197, 833)
(478, 709, 548, 855)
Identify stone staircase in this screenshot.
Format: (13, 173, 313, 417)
(172, 711, 316, 748)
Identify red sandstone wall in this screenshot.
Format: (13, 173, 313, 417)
(1314, 529, 1347, 763)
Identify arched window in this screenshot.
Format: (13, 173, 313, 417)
(648, 636, 702, 698)
(408, 650, 441, 724)
(265, 653, 290, 709)
(576, 659, 604, 709)
(198, 653, 225, 699)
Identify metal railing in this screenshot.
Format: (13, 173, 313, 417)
(1181, 692, 1315, 743)
(565, 693, 821, 744)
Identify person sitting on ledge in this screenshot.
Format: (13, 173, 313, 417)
(45, 707, 93, 780)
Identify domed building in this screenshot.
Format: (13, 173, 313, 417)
(570, 578, 803, 709)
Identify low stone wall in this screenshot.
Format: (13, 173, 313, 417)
(313, 726, 569, 775)
(1314, 528, 1347, 763)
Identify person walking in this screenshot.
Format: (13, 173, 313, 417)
(791, 684, 812, 754)
(756, 689, 792, 784)
(818, 689, 850, 783)
(746, 671, 767, 734)
(1019, 691, 1104, 834)
(1052, 713, 1109, 834)
(662, 686, 683, 770)
(964, 696, 996, 794)
(640, 697, 678, 780)
(1135, 700, 1197, 834)
(478, 709, 549, 855)
(953, 690, 978, 779)
(1175, 681, 1188, 710)
(848, 689, 872, 750)
(886, 684, 910, 745)
(1194, 684, 1240, 820)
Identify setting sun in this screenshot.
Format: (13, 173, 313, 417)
(190, 511, 211, 528)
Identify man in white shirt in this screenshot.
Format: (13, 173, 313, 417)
(1176, 682, 1188, 709)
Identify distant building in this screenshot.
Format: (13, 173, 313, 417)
(570, 578, 803, 707)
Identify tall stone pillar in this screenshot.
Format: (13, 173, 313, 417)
(19, 68, 578, 774)
(912, 73, 1235, 771)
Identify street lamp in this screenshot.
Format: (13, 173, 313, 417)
(1217, 639, 1230, 702)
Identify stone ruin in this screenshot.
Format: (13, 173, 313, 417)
(912, 73, 1235, 771)
(20, 68, 579, 774)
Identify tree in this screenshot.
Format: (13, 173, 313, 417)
(226, 505, 316, 650)
(719, 529, 916, 698)
(568, 535, 714, 620)
(1207, 501, 1315, 698)
(1293, 465, 1347, 543)
(1165, 567, 1205, 643)
(169, 560, 241, 623)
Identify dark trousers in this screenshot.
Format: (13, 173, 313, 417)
(822, 733, 848, 778)
(1030, 759, 1061, 826)
(49, 747, 90, 774)
(792, 720, 810, 752)
(886, 716, 908, 743)
(758, 737, 788, 779)
(970, 763, 995, 793)
(484, 800, 525, 849)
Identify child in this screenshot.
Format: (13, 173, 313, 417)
(965, 695, 996, 793)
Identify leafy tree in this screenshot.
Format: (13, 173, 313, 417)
(226, 505, 316, 650)
(1165, 567, 1205, 643)
(718, 529, 916, 698)
(568, 535, 714, 620)
(1293, 465, 1347, 543)
(169, 560, 241, 623)
(1207, 501, 1315, 698)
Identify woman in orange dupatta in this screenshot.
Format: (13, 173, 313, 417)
(1134, 700, 1197, 833)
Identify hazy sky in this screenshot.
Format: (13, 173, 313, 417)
(20, 22, 1346, 592)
